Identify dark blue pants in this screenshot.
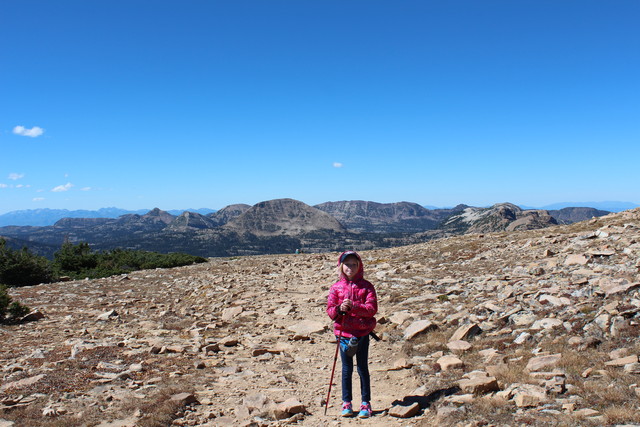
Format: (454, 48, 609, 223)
(339, 334, 371, 403)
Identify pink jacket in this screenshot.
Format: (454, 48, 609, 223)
(326, 251, 378, 338)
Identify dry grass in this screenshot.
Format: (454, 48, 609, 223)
(0, 343, 203, 427)
(576, 371, 638, 409)
(1, 398, 105, 427)
(160, 317, 193, 332)
(0, 346, 133, 397)
(603, 403, 640, 424)
(123, 385, 191, 427)
(401, 328, 450, 357)
(431, 395, 575, 427)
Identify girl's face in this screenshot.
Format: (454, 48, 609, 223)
(342, 256, 359, 280)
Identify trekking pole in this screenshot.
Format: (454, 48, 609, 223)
(324, 314, 344, 416)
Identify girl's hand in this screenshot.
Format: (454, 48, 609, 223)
(340, 299, 353, 312)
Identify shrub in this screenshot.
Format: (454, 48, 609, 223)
(0, 284, 30, 323)
(53, 241, 98, 277)
(0, 239, 53, 287)
(52, 242, 207, 280)
(1, 239, 207, 285)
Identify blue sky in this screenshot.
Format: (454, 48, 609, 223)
(1, 1, 639, 214)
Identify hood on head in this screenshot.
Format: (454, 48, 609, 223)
(337, 250, 364, 281)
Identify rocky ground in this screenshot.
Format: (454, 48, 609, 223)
(1, 209, 640, 426)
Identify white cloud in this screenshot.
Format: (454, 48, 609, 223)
(8, 173, 25, 180)
(52, 182, 73, 192)
(33, 197, 45, 202)
(0, 183, 8, 188)
(333, 162, 344, 168)
(81, 187, 91, 191)
(13, 125, 45, 138)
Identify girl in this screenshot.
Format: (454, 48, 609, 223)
(326, 250, 378, 418)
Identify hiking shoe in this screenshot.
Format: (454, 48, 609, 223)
(358, 402, 372, 418)
(341, 401, 354, 417)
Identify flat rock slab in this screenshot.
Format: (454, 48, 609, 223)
(278, 398, 305, 415)
(530, 318, 563, 330)
(447, 340, 472, 352)
(565, 254, 589, 265)
(539, 295, 571, 306)
(389, 310, 413, 325)
(513, 384, 548, 407)
(0, 374, 45, 392)
(599, 281, 640, 296)
(170, 393, 199, 406)
(526, 354, 562, 372)
(458, 376, 499, 394)
(95, 416, 139, 427)
(287, 320, 325, 338)
(437, 355, 464, 371)
(389, 402, 420, 418)
(574, 408, 601, 417)
(450, 323, 482, 341)
(605, 355, 638, 367)
(221, 306, 243, 320)
(243, 393, 268, 411)
(403, 319, 437, 340)
(97, 309, 119, 321)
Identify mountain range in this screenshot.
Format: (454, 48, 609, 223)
(0, 201, 635, 227)
(0, 199, 613, 259)
(0, 207, 216, 227)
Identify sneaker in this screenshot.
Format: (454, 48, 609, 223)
(341, 401, 354, 417)
(358, 402, 372, 418)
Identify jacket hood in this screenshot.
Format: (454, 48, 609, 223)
(337, 250, 364, 282)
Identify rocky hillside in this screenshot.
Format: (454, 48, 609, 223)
(2, 209, 639, 426)
(224, 199, 345, 236)
(549, 207, 611, 224)
(166, 212, 219, 231)
(207, 204, 251, 227)
(441, 203, 558, 234)
(314, 201, 465, 233)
